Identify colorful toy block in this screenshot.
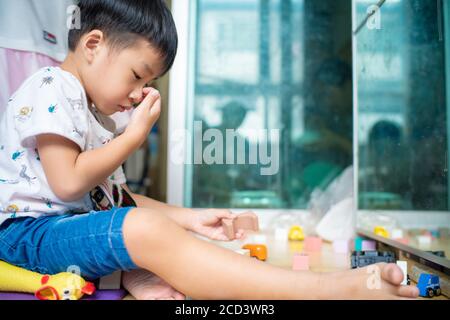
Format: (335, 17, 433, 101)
(430, 230, 440, 239)
(391, 229, 404, 239)
(292, 253, 309, 271)
(374, 226, 389, 238)
(361, 240, 376, 251)
(396, 261, 408, 286)
(242, 244, 267, 261)
(333, 239, 351, 254)
(354, 237, 364, 251)
(395, 237, 410, 245)
(416, 235, 432, 247)
(288, 225, 305, 241)
(304, 237, 322, 252)
(222, 212, 259, 240)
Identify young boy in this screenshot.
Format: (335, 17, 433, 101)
(0, 0, 418, 300)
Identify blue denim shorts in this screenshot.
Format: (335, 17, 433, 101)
(0, 207, 138, 280)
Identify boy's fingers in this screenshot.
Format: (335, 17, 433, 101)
(140, 88, 160, 108)
(397, 285, 419, 298)
(380, 263, 403, 285)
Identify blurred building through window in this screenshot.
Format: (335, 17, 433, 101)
(355, 0, 449, 211)
(187, 0, 353, 208)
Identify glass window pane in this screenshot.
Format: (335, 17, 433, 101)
(355, 0, 449, 210)
(187, 0, 353, 209)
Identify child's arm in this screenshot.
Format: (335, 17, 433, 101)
(37, 133, 140, 202)
(36, 88, 161, 202)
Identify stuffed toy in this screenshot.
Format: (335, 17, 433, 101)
(0, 260, 95, 300)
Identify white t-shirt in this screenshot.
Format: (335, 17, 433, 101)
(0, 66, 126, 226)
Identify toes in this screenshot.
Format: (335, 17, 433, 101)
(380, 263, 404, 285)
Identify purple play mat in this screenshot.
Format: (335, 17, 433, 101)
(0, 289, 128, 300)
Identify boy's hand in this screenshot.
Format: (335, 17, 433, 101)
(189, 209, 246, 241)
(124, 87, 161, 147)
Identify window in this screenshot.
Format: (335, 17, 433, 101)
(354, 0, 449, 211)
(181, 0, 353, 209)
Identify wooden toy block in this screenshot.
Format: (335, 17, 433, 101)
(354, 237, 364, 251)
(288, 225, 305, 241)
(333, 239, 350, 254)
(391, 229, 404, 239)
(416, 235, 431, 247)
(361, 240, 376, 251)
(395, 237, 410, 245)
(304, 237, 322, 252)
(396, 261, 408, 286)
(292, 253, 309, 271)
(430, 230, 440, 238)
(422, 230, 432, 237)
(438, 227, 449, 239)
(222, 212, 259, 240)
(374, 226, 389, 238)
(242, 244, 267, 261)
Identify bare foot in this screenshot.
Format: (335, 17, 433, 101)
(122, 269, 186, 300)
(321, 263, 419, 299)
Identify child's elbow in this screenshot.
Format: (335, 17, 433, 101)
(53, 183, 84, 203)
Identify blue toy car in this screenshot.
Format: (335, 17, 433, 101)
(417, 274, 441, 298)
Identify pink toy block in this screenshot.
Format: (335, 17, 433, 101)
(361, 240, 376, 251)
(395, 238, 410, 245)
(333, 239, 350, 254)
(292, 253, 309, 271)
(222, 212, 259, 240)
(304, 237, 322, 252)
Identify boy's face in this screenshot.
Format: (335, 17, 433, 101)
(81, 37, 164, 116)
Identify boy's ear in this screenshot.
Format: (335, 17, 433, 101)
(81, 29, 104, 63)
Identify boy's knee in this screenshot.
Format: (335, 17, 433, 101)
(123, 208, 169, 240)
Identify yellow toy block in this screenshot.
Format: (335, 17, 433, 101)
(288, 225, 305, 241)
(374, 226, 389, 238)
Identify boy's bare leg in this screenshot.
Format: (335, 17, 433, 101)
(122, 208, 419, 300)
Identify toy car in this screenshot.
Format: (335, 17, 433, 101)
(351, 251, 395, 268)
(242, 244, 267, 261)
(417, 274, 441, 298)
(288, 226, 305, 241)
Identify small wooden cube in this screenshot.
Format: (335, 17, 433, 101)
(333, 239, 351, 254)
(222, 212, 259, 240)
(362, 240, 376, 251)
(304, 237, 322, 252)
(396, 261, 408, 285)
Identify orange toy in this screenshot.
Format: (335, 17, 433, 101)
(242, 244, 267, 261)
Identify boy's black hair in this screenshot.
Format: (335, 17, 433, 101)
(68, 0, 178, 77)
